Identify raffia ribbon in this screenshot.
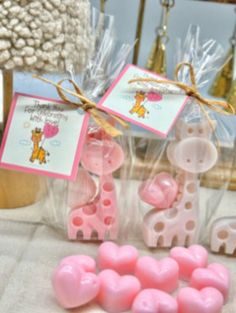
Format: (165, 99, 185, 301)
(129, 62, 235, 115)
(33, 75, 128, 137)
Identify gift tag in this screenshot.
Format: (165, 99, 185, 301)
(98, 64, 188, 138)
(0, 93, 89, 180)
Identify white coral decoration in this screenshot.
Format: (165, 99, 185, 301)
(0, 0, 93, 72)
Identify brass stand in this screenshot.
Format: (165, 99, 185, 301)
(3, 71, 13, 127)
(0, 70, 45, 209)
(100, 0, 107, 13)
(146, 0, 175, 75)
(133, 0, 146, 65)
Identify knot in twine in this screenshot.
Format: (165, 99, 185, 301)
(129, 62, 235, 115)
(33, 75, 128, 137)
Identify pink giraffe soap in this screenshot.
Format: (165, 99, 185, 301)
(52, 255, 100, 309)
(190, 263, 230, 303)
(177, 287, 223, 313)
(132, 289, 178, 313)
(68, 168, 97, 209)
(97, 242, 139, 275)
(135, 256, 179, 293)
(97, 269, 141, 313)
(170, 245, 208, 280)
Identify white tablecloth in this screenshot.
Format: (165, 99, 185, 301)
(0, 187, 235, 313)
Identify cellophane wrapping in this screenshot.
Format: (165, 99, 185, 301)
(122, 25, 236, 250)
(41, 10, 133, 241)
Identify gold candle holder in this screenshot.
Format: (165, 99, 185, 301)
(133, 0, 147, 65)
(210, 6, 236, 112)
(146, 0, 175, 76)
(226, 14, 236, 111)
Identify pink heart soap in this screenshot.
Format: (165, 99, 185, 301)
(139, 172, 178, 209)
(177, 287, 223, 313)
(97, 269, 141, 313)
(170, 245, 208, 280)
(190, 263, 230, 303)
(135, 256, 179, 293)
(97, 242, 139, 275)
(132, 289, 178, 313)
(68, 168, 97, 209)
(52, 262, 100, 309)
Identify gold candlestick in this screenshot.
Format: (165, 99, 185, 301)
(209, 49, 233, 98)
(210, 6, 236, 104)
(100, 0, 107, 13)
(133, 0, 147, 65)
(226, 9, 236, 111)
(226, 46, 236, 110)
(146, 0, 175, 75)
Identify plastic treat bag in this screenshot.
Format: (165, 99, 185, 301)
(124, 25, 235, 249)
(41, 11, 132, 241)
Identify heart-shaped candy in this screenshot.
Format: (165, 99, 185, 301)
(177, 287, 223, 313)
(60, 255, 96, 273)
(170, 245, 208, 280)
(132, 289, 178, 313)
(139, 172, 178, 209)
(135, 256, 179, 293)
(52, 261, 100, 309)
(97, 269, 141, 313)
(97, 242, 139, 275)
(190, 263, 230, 303)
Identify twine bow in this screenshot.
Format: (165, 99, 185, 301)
(33, 75, 128, 137)
(129, 62, 235, 115)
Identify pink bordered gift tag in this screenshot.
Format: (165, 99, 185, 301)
(0, 93, 89, 180)
(97, 64, 189, 138)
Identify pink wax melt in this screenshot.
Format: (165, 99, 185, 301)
(81, 138, 125, 176)
(60, 255, 96, 273)
(97, 269, 141, 313)
(190, 263, 230, 303)
(135, 256, 179, 293)
(97, 242, 139, 275)
(170, 244, 208, 280)
(138, 172, 178, 209)
(132, 289, 178, 313)
(52, 255, 100, 309)
(68, 168, 97, 209)
(177, 287, 223, 313)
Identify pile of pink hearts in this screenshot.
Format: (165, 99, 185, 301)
(52, 242, 230, 313)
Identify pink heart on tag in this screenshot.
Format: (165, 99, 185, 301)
(139, 172, 178, 209)
(147, 92, 163, 102)
(177, 287, 223, 313)
(132, 289, 178, 313)
(97, 241, 139, 275)
(97, 269, 141, 313)
(52, 262, 100, 309)
(190, 263, 230, 303)
(43, 123, 59, 138)
(135, 256, 179, 293)
(170, 245, 208, 280)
